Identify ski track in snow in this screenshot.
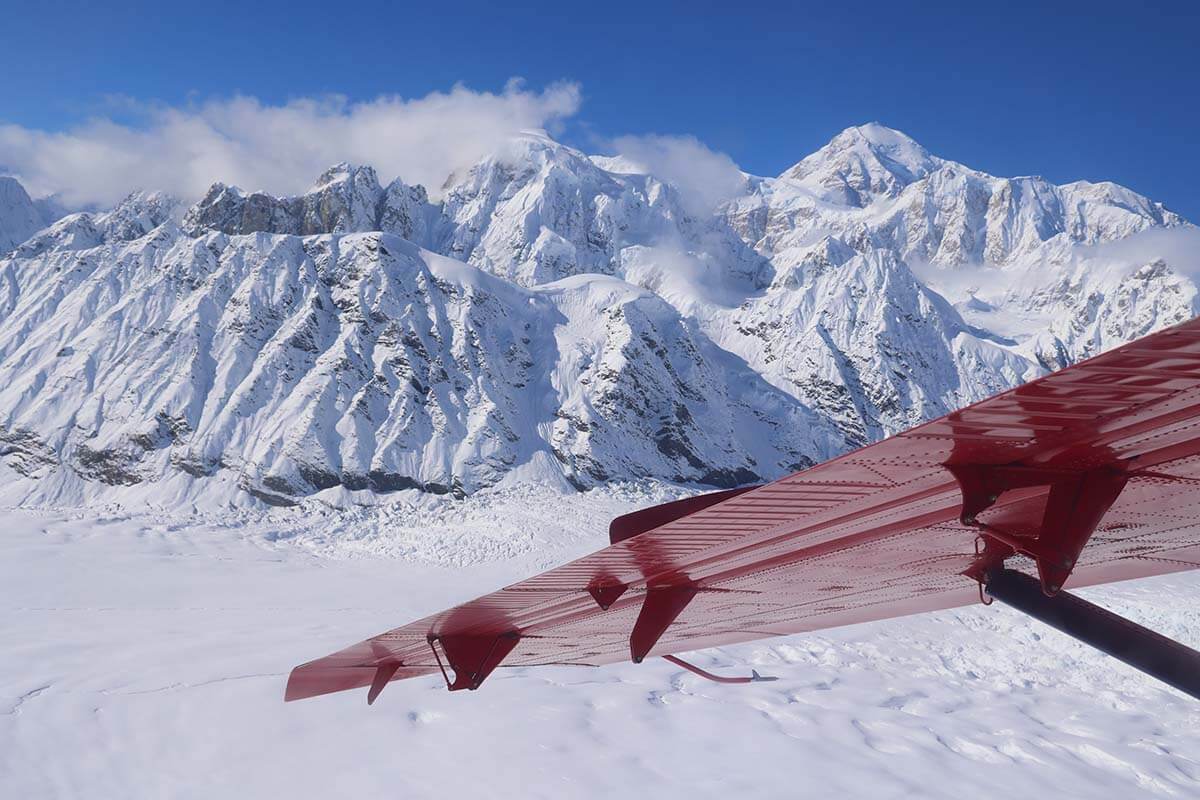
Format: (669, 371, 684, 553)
(3, 496, 1200, 800)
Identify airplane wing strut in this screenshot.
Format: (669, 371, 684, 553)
(985, 569, 1200, 699)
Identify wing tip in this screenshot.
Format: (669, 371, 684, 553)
(283, 665, 316, 702)
(284, 659, 434, 703)
(283, 661, 371, 702)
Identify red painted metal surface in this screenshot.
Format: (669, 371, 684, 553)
(630, 585, 699, 662)
(609, 486, 761, 544)
(286, 316, 1200, 703)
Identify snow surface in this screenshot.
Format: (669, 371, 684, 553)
(3, 493, 1200, 799)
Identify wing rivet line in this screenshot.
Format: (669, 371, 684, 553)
(608, 486, 761, 545)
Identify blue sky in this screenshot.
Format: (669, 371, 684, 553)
(2, 0, 1197, 218)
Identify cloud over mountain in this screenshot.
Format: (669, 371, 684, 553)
(0, 81, 582, 208)
(609, 133, 747, 215)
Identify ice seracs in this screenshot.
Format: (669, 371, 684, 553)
(0, 124, 1195, 505)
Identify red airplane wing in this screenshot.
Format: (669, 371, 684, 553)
(287, 316, 1200, 703)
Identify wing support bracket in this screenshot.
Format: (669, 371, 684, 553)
(587, 581, 628, 611)
(631, 585, 698, 663)
(950, 463, 1128, 595)
(427, 631, 521, 691)
(985, 568, 1200, 701)
(366, 660, 402, 705)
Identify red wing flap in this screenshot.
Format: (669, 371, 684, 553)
(288, 316, 1200, 702)
(608, 485, 760, 544)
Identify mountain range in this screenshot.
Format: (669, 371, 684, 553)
(0, 123, 1195, 506)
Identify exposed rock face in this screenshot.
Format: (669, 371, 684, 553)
(0, 124, 1195, 504)
(180, 164, 441, 241)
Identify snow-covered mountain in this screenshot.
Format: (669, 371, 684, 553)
(181, 163, 440, 244)
(0, 124, 1195, 505)
(8, 190, 179, 259)
(0, 177, 49, 255)
(723, 124, 1193, 368)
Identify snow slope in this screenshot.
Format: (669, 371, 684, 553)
(3, 499, 1200, 800)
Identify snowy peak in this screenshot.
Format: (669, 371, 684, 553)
(1056, 180, 1185, 241)
(739, 123, 1189, 273)
(0, 177, 46, 255)
(781, 123, 940, 206)
(438, 132, 700, 285)
(102, 191, 180, 241)
(467, 130, 598, 177)
(5, 189, 180, 259)
(308, 161, 378, 193)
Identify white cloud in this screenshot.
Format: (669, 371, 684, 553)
(1071, 225, 1200, 280)
(609, 133, 747, 215)
(908, 224, 1200, 307)
(0, 80, 582, 207)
